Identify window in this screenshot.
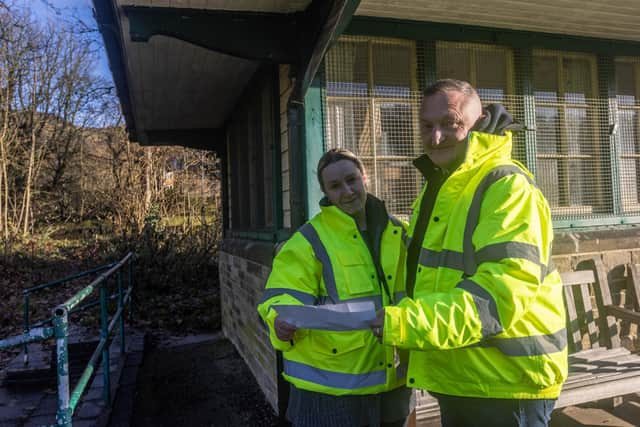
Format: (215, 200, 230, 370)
(436, 42, 514, 102)
(615, 58, 640, 214)
(323, 35, 640, 227)
(532, 51, 601, 217)
(435, 42, 525, 162)
(324, 37, 421, 218)
(227, 71, 277, 235)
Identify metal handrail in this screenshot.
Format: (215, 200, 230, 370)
(22, 263, 116, 364)
(0, 252, 135, 427)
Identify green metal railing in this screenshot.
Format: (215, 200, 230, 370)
(0, 252, 134, 427)
(22, 263, 116, 365)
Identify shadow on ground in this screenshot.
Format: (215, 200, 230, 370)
(127, 334, 279, 427)
(550, 398, 640, 427)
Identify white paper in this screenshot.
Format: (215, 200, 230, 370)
(275, 301, 376, 331)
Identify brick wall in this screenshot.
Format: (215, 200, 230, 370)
(219, 243, 278, 412)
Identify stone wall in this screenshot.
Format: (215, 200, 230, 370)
(553, 227, 640, 350)
(219, 239, 278, 412)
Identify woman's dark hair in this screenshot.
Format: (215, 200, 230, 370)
(316, 148, 365, 191)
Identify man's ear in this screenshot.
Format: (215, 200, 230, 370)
(362, 174, 369, 187)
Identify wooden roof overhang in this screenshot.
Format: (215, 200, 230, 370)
(93, 0, 360, 150)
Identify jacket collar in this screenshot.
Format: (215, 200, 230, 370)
(318, 193, 389, 229)
(413, 130, 513, 179)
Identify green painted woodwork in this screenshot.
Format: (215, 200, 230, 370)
(514, 48, 538, 176)
(304, 73, 326, 218)
(598, 55, 622, 216)
(346, 17, 640, 56)
(124, 6, 298, 62)
(554, 216, 640, 229)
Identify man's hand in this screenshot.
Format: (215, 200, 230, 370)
(274, 316, 297, 341)
(370, 308, 385, 343)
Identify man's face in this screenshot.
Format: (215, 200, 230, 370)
(419, 90, 483, 170)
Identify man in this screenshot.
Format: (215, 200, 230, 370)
(370, 79, 567, 427)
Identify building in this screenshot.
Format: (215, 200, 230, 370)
(94, 0, 640, 417)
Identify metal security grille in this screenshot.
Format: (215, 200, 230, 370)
(323, 36, 640, 225)
(324, 37, 421, 219)
(616, 58, 640, 215)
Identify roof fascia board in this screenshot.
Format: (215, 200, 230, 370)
(346, 16, 640, 55)
(92, 0, 137, 137)
(123, 6, 301, 63)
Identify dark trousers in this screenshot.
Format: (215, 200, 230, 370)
(433, 393, 556, 427)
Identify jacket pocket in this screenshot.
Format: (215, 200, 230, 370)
(310, 330, 367, 357)
(337, 252, 376, 295)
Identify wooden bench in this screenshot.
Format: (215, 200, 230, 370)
(556, 257, 640, 408)
(415, 257, 640, 424)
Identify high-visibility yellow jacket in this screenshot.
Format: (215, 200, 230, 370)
(383, 130, 568, 399)
(257, 195, 408, 396)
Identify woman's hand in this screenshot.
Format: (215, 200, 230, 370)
(274, 316, 297, 341)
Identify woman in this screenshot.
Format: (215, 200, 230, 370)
(257, 148, 414, 426)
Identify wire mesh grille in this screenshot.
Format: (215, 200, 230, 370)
(323, 36, 640, 223)
(616, 58, 640, 215)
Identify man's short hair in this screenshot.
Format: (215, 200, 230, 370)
(423, 79, 480, 104)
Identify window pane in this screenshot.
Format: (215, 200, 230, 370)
(533, 56, 558, 102)
(538, 159, 559, 207)
(372, 43, 412, 97)
(565, 107, 590, 155)
(536, 106, 560, 154)
(563, 58, 592, 103)
(615, 59, 640, 214)
(476, 50, 508, 101)
(618, 109, 638, 155)
(326, 41, 369, 96)
(374, 160, 421, 218)
(326, 99, 372, 156)
(618, 108, 640, 211)
(436, 45, 471, 82)
(377, 102, 415, 156)
(616, 62, 635, 101)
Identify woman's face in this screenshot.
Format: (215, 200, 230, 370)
(321, 159, 367, 218)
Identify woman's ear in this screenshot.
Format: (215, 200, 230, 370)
(362, 174, 369, 188)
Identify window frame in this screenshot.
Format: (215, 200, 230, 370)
(332, 18, 640, 229)
(531, 49, 603, 217)
(324, 36, 422, 219)
(614, 57, 640, 215)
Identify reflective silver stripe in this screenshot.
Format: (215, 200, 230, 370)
(394, 291, 406, 302)
(476, 241, 540, 266)
(485, 329, 567, 356)
(418, 248, 464, 270)
(284, 359, 387, 389)
(299, 223, 339, 303)
(260, 288, 317, 305)
(476, 241, 554, 283)
(272, 304, 375, 331)
(463, 165, 533, 276)
(456, 279, 503, 338)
